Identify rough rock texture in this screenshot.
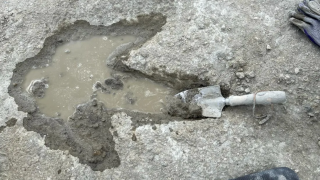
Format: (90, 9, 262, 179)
(1, 0, 320, 179)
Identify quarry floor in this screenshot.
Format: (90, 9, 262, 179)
(1, 0, 320, 179)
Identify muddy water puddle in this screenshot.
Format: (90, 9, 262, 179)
(23, 35, 175, 120)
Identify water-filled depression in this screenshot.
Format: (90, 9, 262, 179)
(23, 35, 174, 120)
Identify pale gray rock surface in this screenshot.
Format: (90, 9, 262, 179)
(1, 0, 320, 179)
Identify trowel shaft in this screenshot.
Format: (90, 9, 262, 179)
(225, 91, 286, 106)
(169, 86, 286, 118)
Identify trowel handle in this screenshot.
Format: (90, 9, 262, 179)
(225, 91, 286, 106)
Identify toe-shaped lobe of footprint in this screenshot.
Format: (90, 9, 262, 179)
(290, 0, 320, 46)
(105, 78, 124, 90)
(24, 99, 120, 171)
(94, 81, 110, 93)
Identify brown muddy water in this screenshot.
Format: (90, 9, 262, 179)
(23, 35, 175, 120)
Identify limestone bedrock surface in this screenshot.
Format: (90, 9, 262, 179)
(1, 0, 320, 179)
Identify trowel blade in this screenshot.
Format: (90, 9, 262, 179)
(168, 85, 226, 118)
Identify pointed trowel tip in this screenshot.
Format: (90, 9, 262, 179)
(169, 85, 225, 118)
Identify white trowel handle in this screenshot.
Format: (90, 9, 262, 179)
(225, 91, 286, 106)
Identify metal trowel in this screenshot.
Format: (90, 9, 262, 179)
(167, 85, 286, 118)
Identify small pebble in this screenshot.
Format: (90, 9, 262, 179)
(259, 115, 271, 125)
(235, 86, 245, 92)
(245, 88, 251, 93)
(238, 60, 247, 67)
(302, 76, 308, 82)
(279, 73, 285, 79)
(236, 72, 245, 79)
(226, 52, 234, 60)
(221, 24, 226, 30)
(294, 68, 300, 74)
(266, 44, 272, 50)
(318, 141, 320, 147)
(285, 74, 290, 80)
(132, 134, 137, 141)
(308, 112, 315, 117)
(91, 99, 97, 106)
(245, 71, 255, 78)
(65, 49, 71, 54)
(226, 56, 233, 60)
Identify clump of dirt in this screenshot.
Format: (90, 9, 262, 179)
(26, 78, 48, 98)
(68, 99, 121, 170)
